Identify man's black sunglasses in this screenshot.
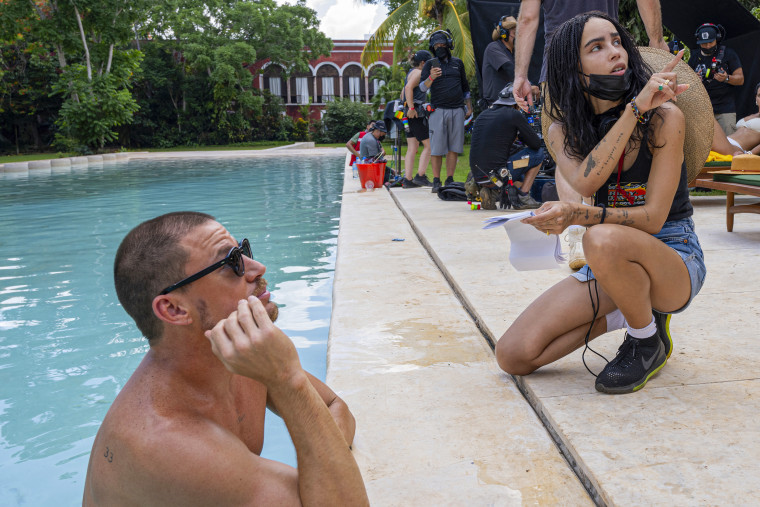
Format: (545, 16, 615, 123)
(159, 239, 251, 295)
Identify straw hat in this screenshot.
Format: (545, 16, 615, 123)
(541, 47, 713, 184)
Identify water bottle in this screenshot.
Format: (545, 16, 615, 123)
(402, 117, 410, 134)
(352, 162, 358, 179)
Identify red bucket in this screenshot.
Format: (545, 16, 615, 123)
(356, 162, 386, 189)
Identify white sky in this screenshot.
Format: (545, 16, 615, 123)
(277, 0, 387, 40)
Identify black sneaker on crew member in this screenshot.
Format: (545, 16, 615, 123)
(431, 177, 442, 193)
(402, 178, 421, 189)
(653, 309, 673, 359)
(444, 176, 454, 185)
(412, 174, 433, 187)
(595, 333, 667, 394)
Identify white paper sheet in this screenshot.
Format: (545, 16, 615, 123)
(483, 212, 567, 271)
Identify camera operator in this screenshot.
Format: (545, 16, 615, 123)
(689, 23, 744, 135)
(467, 83, 543, 210)
(481, 16, 517, 107)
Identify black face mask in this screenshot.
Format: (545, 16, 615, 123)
(581, 69, 633, 101)
(701, 45, 718, 56)
(378, 135, 386, 141)
(435, 47, 450, 60)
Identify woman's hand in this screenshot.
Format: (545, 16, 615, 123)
(634, 49, 690, 114)
(521, 201, 578, 235)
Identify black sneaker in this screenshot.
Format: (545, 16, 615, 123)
(402, 178, 421, 189)
(653, 310, 673, 359)
(412, 174, 433, 187)
(444, 176, 454, 185)
(595, 333, 667, 394)
(431, 177, 441, 193)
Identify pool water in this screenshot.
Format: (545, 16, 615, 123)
(0, 156, 343, 505)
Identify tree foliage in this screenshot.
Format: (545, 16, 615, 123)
(321, 98, 371, 143)
(361, 0, 474, 78)
(0, 0, 332, 152)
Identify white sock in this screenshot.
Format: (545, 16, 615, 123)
(605, 309, 627, 332)
(627, 316, 657, 339)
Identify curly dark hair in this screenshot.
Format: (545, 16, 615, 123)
(544, 11, 658, 161)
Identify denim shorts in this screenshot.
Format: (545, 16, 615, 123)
(508, 147, 545, 180)
(570, 217, 706, 313)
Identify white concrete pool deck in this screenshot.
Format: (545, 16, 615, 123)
(330, 163, 760, 505)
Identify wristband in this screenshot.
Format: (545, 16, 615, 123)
(726, 74, 730, 83)
(598, 204, 607, 224)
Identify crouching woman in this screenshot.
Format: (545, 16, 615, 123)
(495, 12, 706, 394)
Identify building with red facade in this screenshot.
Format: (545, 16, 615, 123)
(249, 40, 395, 121)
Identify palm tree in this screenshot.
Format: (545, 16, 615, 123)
(360, 0, 475, 79)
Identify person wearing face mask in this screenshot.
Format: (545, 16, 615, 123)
(419, 29, 473, 192)
(511, 0, 668, 270)
(496, 12, 709, 395)
(480, 15, 518, 107)
(688, 23, 744, 136)
(359, 121, 387, 161)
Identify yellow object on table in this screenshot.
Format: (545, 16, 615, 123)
(705, 151, 733, 163)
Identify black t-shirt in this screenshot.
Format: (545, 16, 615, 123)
(420, 56, 469, 109)
(469, 105, 542, 177)
(481, 41, 514, 105)
(688, 46, 742, 114)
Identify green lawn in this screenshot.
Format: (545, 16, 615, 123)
(143, 140, 294, 152)
(0, 153, 72, 163)
(384, 142, 472, 182)
(0, 141, 299, 163)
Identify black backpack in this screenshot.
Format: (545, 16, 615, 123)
(436, 181, 469, 201)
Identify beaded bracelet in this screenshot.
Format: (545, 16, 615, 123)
(629, 96, 647, 124)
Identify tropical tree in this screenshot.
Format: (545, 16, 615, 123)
(360, 0, 475, 78)
(0, 0, 149, 151)
(369, 64, 405, 114)
(137, 0, 331, 144)
(0, 8, 61, 152)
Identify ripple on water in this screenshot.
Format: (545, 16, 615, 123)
(0, 156, 343, 504)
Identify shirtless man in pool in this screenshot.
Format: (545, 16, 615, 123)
(712, 82, 760, 156)
(83, 212, 368, 506)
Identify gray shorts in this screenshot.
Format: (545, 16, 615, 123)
(570, 217, 706, 314)
(428, 107, 465, 156)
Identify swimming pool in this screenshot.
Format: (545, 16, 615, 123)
(0, 155, 344, 505)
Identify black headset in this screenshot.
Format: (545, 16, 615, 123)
(428, 29, 454, 53)
(497, 15, 513, 40)
(694, 23, 726, 44)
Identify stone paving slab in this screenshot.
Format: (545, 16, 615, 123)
(327, 173, 591, 505)
(389, 187, 760, 505)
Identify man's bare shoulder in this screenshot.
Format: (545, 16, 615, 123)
(84, 365, 297, 506)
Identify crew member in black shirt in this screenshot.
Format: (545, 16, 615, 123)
(689, 23, 744, 135)
(481, 15, 516, 107)
(468, 83, 543, 210)
(419, 29, 473, 192)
